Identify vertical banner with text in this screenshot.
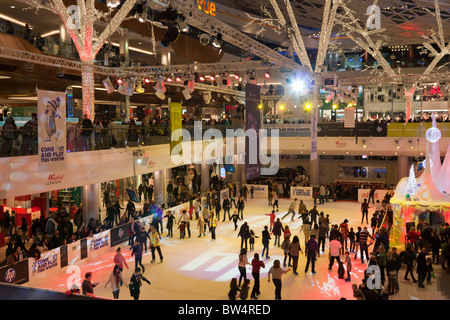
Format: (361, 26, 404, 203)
(38, 90, 66, 172)
(245, 83, 261, 180)
(310, 106, 318, 161)
(170, 102, 183, 156)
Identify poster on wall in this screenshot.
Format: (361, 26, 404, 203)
(245, 83, 261, 180)
(37, 90, 66, 172)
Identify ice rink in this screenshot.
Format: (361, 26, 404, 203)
(26, 198, 448, 300)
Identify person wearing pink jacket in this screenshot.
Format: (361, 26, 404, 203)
(265, 210, 276, 231)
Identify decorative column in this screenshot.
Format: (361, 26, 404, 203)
(82, 183, 100, 224)
(153, 170, 165, 207)
(201, 162, 210, 192)
(310, 83, 320, 186)
(397, 155, 410, 183)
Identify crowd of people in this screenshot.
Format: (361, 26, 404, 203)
(227, 190, 450, 300)
(2, 171, 450, 300)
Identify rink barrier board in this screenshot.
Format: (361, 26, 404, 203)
(5, 189, 228, 287)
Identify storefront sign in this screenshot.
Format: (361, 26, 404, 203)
(37, 90, 66, 172)
(197, 0, 216, 16)
(290, 186, 313, 200)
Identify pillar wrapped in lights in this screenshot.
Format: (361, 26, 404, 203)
(30, 0, 139, 119)
(404, 85, 417, 123)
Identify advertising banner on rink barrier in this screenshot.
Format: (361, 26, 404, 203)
(87, 230, 110, 258)
(0, 259, 29, 285)
(37, 90, 66, 172)
(290, 186, 313, 201)
(29, 248, 60, 279)
(358, 189, 388, 203)
(110, 223, 130, 247)
(67, 240, 81, 266)
(220, 188, 229, 203)
(244, 184, 269, 199)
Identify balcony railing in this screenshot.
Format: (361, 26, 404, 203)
(0, 123, 245, 158)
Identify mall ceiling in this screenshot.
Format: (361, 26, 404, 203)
(214, 0, 450, 46)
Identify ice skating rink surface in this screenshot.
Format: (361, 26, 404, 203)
(26, 198, 449, 300)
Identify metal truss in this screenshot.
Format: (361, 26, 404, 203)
(149, 0, 305, 73)
(261, 95, 283, 101)
(171, 82, 246, 98)
(121, 60, 268, 76)
(339, 72, 450, 86)
(0, 46, 247, 97)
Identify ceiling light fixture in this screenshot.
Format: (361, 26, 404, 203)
(107, 0, 120, 8)
(212, 33, 223, 49)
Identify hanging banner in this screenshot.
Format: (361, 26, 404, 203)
(245, 83, 261, 180)
(310, 107, 318, 161)
(344, 107, 355, 128)
(38, 90, 66, 172)
(169, 102, 183, 157)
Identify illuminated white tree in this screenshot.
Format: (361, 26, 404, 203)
(420, 0, 450, 75)
(30, 0, 138, 119)
(406, 164, 417, 197)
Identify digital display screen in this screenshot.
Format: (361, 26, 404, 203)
(126, 188, 140, 203)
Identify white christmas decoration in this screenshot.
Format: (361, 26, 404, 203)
(406, 164, 418, 197)
(426, 127, 442, 144)
(414, 143, 445, 202)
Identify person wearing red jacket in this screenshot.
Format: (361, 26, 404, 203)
(408, 227, 420, 251)
(250, 253, 265, 300)
(265, 210, 276, 231)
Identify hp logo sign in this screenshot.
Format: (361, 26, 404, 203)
(5, 268, 16, 283)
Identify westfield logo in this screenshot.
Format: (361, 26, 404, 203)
(48, 174, 64, 181)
